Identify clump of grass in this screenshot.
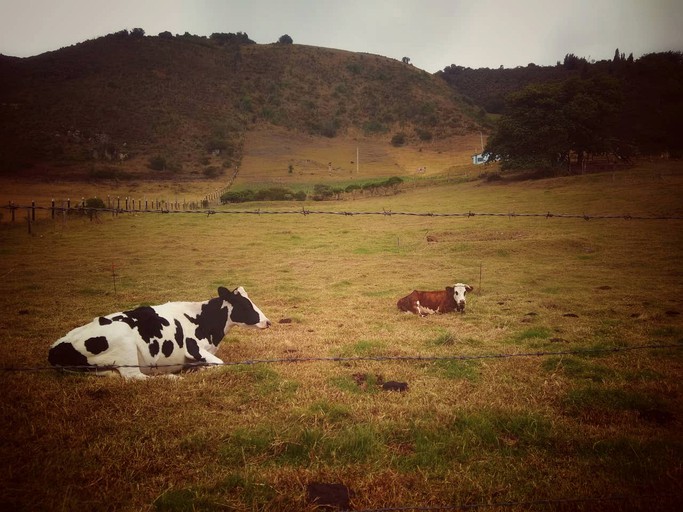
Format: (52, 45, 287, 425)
(338, 339, 385, 357)
(221, 423, 385, 467)
(430, 360, 480, 381)
(400, 410, 553, 470)
(307, 400, 353, 424)
(562, 385, 667, 416)
(430, 330, 456, 346)
(542, 356, 615, 382)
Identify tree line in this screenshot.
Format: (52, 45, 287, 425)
(441, 51, 683, 170)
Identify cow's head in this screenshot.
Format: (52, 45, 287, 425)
(452, 283, 473, 312)
(218, 286, 271, 329)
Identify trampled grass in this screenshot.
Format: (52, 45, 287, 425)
(0, 160, 682, 511)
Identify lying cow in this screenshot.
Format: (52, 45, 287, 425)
(397, 283, 473, 316)
(48, 286, 271, 379)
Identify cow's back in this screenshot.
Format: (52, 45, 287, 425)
(397, 290, 419, 312)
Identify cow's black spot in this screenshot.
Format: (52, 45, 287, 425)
(149, 340, 160, 357)
(185, 297, 228, 346)
(185, 337, 204, 362)
(174, 319, 184, 348)
(113, 306, 170, 343)
(48, 342, 92, 369)
(162, 339, 174, 357)
(228, 293, 261, 326)
(84, 336, 109, 354)
(98, 316, 112, 325)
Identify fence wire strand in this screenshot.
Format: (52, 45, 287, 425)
(343, 492, 675, 511)
(3, 342, 679, 374)
(3, 203, 683, 221)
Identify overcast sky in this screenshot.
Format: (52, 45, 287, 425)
(1, 0, 681, 72)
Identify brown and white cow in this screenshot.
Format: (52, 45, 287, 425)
(397, 283, 473, 316)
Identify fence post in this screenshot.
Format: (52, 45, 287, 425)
(51, 199, 55, 220)
(10, 201, 15, 222)
(31, 200, 36, 221)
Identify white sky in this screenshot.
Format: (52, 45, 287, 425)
(1, 0, 681, 72)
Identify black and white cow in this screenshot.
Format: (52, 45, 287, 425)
(48, 286, 271, 379)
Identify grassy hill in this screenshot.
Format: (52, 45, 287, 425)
(0, 31, 483, 180)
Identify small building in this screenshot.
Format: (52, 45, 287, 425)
(472, 153, 489, 165)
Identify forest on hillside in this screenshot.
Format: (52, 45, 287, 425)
(440, 51, 683, 169)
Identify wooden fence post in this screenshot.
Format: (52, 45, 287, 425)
(51, 199, 55, 220)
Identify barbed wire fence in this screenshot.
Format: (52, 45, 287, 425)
(2, 342, 679, 375)
(3, 201, 683, 226)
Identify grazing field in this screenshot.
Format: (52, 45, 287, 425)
(0, 160, 682, 511)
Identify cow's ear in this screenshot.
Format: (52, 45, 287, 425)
(465, 285, 473, 292)
(217, 286, 232, 301)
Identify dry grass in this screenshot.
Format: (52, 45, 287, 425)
(0, 160, 682, 511)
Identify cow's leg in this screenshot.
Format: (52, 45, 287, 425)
(183, 347, 225, 372)
(117, 367, 150, 379)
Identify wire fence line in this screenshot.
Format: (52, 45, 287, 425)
(341, 492, 677, 512)
(3, 342, 679, 375)
(3, 202, 683, 222)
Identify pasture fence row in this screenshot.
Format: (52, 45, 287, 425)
(2, 342, 679, 374)
(3, 202, 683, 226)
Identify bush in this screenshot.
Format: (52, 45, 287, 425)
(221, 190, 255, 203)
(255, 187, 292, 201)
(84, 197, 106, 209)
(202, 166, 222, 178)
(382, 176, 404, 188)
(148, 155, 167, 171)
(416, 128, 433, 141)
(363, 120, 388, 135)
(312, 184, 334, 201)
(220, 187, 305, 203)
(278, 34, 293, 44)
(391, 132, 407, 147)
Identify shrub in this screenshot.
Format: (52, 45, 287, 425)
(221, 190, 255, 203)
(202, 166, 222, 178)
(382, 176, 404, 188)
(312, 184, 334, 201)
(391, 132, 407, 147)
(84, 197, 106, 209)
(416, 128, 433, 141)
(363, 120, 388, 135)
(254, 187, 292, 201)
(148, 155, 167, 171)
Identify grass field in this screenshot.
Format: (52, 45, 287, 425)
(1, 158, 682, 511)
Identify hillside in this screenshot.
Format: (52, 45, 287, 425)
(0, 31, 483, 179)
(438, 51, 683, 158)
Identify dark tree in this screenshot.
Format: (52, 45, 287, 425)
(278, 34, 293, 44)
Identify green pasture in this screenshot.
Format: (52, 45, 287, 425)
(0, 162, 682, 511)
